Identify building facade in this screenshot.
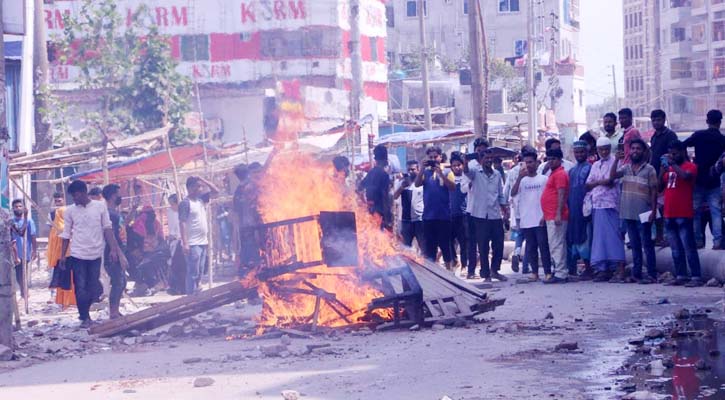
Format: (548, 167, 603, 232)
(385, 0, 586, 140)
(623, 0, 725, 131)
(43, 0, 388, 146)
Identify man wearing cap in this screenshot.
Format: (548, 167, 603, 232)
(586, 137, 626, 282)
(567, 140, 593, 280)
(683, 109, 725, 249)
(541, 148, 570, 283)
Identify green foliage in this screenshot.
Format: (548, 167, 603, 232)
(51, 0, 192, 144)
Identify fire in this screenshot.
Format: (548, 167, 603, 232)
(252, 151, 397, 329)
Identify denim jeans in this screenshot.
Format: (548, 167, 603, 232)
(665, 218, 702, 279)
(450, 215, 469, 268)
(69, 257, 103, 321)
(104, 260, 127, 307)
(472, 218, 504, 278)
(401, 220, 425, 249)
(693, 186, 722, 247)
(624, 219, 656, 279)
(512, 223, 529, 271)
(423, 220, 453, 263)
(185, 245, 208, 295)
(522, 226, 551, 276)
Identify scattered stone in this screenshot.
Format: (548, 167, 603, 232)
(545, 312, 554, 320)
(432, 324, 446, 331)
(183, 357, 202, 364)
(32, 331, 44, 337)
(26, 320, 39, 328)
(0, 345, 12, 361)
(351, 328, 372, 336)
(167, 325, 185, 337)
(123, 389, 137, 394)
(673, 308, 690, 320)
(139, 335, 159, 344)
(122, 337, 136, 346)
(554, 341, 579, 352)
(656, 298, 670, 305)
(281, 390, 300, 400)
(280, 334, 292, 346)
(440, 396, 453, 400)
(628, 339, 645, 346)
(622, 391, 659, 400)
(409, 324, 421, 331)
(193, 377, 215, 388)
(635, 346, 652, 355)
(306, 343, 331, 352)
(619, 382, 637, 393)
(260, 344, 288, 357)
(644, 329, 665, 340)
(706, 278, 721, 287)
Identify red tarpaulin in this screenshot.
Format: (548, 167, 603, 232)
(71, 144, 215, 183)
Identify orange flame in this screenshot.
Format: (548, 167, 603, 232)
(252, 151, 396, 329)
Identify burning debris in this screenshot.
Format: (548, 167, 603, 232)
(91, 151, 503, 337)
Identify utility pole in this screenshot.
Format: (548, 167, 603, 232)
(417, 0, 432, 130)
(611, 64, 619, 111)
(468, 0, 486, 138)
(527, 0, 537, 147)
(34, 0, 54, 236)
(0, 1, 14, 358)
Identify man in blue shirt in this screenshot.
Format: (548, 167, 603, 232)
(11, 199, 37, 298)
(415, 146, 456, 269)
(359, 145, 393, 230)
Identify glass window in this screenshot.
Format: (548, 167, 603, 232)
(180, 35, 209, 62)
(499, 0, 520, 13)
(406, 1, 426, 17)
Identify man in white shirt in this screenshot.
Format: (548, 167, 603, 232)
(511, 151, 553, 281)
(59, 180, 127, 328)
(394, 160, 425, 250)
(179, 176, 219, 295)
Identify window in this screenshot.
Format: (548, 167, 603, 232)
(370, 37, 379, 62)
(406, 1, 426, 17)
(625, 14, 629, 29)
(639, 44, 643, 59)
(514, 39, 527, 57)
(499, 0, 520, 13)
(464, 0, 469, 15)
(671, 27, 686, 43)
(670, 57, 692, 79)
(638, 12, 642, 26)
(180, 34, 209, 61)
(579, 89, 583, 107)
(386, 5, 395, 27)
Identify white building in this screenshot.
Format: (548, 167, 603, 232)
(385, 0, 587, 140)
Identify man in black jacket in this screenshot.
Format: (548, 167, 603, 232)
(683, 109, 725, 249)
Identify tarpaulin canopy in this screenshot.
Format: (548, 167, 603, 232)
(70, 143, 216, 183)
(377, 129, 475, 145)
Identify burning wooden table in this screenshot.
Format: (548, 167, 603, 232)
(91, 153, 503, 337)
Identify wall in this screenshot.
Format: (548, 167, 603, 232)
(199, 94, 266, 145)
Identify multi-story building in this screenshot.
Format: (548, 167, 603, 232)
(43, 0, 388, 146)
(623, 0, 725, 131)
(385, 0, 587, 141)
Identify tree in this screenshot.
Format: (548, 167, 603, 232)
(51, 0, 193, 145)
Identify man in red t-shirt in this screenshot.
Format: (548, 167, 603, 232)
(541, 148, 570, 284)
(661, 140, 703, 287)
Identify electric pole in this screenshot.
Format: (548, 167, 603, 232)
(34, 0, 54, 236)
(527, 0, 537, 147)
(0, 1, 14, 358)
(349, 0, 363, 123)
(417, 0, 432, 130)
(611, 64, 619, 111)
(468, 0, 486, 138)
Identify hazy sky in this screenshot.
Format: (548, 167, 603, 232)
(581, 0, 625, 106)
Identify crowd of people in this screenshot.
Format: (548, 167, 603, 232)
(361, 108, 725, 287)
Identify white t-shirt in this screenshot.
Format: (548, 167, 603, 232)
(517, 174, 548, 229)
(180, 198, 209, 246)
(166, 208, 180, 238)
(60, 200, 112, 260)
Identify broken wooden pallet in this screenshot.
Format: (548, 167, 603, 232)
(89, 281, 257, 337)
